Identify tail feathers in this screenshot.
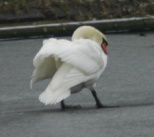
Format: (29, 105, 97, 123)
(30, 69, 38, 89)
(39, 88, 70, 105)
(30, 78, 35, 89)
(30, 75, 39, 89)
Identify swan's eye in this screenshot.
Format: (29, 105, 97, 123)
(102, 38, 108, 46)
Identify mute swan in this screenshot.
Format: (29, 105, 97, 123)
(31, 26, 108, 109)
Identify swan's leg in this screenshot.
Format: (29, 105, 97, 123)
(60, 100, 81, 109)
(91, 90, 119, 108)
(91, 90, 105, 108)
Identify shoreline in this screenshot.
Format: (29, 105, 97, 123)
(0, 16, 154, 39)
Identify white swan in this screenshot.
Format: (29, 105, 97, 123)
(31, 26, 108, 109)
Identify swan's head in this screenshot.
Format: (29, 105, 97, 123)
(72, 26, 108, 54)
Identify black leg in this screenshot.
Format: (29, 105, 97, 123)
(60, 100, 81, 109)
(91, 90, 119, 108)
(61, 100, 66, 109)
(91, 90, 104, 108)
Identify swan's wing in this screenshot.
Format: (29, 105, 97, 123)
(39, 63, 91, 105)
(31, 56, 56, 87)
(57, 39, 105, 75)
(42, 38, 105, 73)
(31, 39, 62, 88)
(31, 38, 106, 88)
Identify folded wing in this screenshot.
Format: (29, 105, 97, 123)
(39, 63, 92, 105)
(31, 38, 105, 88)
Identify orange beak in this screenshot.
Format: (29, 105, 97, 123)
(101, 42, 108, 55)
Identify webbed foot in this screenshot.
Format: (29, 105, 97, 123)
(61, 100, 81, 109)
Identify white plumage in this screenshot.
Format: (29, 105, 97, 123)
(31, 26, 108, 108)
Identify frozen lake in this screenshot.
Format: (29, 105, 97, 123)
(0, 33, 154, 137)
